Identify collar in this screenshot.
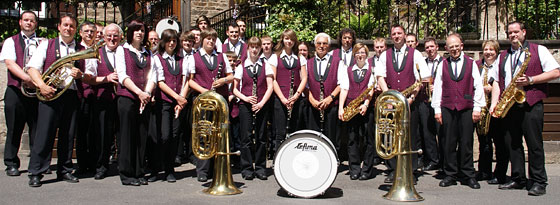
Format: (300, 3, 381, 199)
(183, 49, 193, 56)
(427, 55, 441, 62)
(279, 50, 297, 59)
(315, 53, 331, 61)
(352, 62, 369, 71)
(21, 31, 36, 39)
(244, 57, 263, 68)
(450, 52, 464, 62)
(394, 45, 407, 53)
(199, 48, 217, 57)
(228, 40, 241, 48)
(162, 52, 174, 59)
(104, 45, 118, 53)
(124, 43, 148, 55)
(59, 36, 75, 47)
(260, 53, 273, 60)
(342, 47, 352, 54)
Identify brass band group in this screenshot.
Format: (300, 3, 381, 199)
(2, 11, 558, 198)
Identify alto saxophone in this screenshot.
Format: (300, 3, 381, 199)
(400, 63, 423, 97)
(341, 70, 375, 122)
(476, 65, 491, 136)
(493, 41, 531, 118)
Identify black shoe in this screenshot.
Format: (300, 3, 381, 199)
(528, 184, 546, 196)
(198, 175, 208, 182)
(5, 166, 20, 176)
(138, 178, 148, 185)
(350, 174, 359, 180)
(466, 178, 481, 189)
(57, 173, 79, 183)
(122, 180, 141, 186)
(45, 168, 52, 174)
(166, 174, 176, 183)
(499, 181, 525, 190)
(359, 174, 370, 181)
(28, 175, 43, 187)
(174, 156, 182, 167)
(439, 177, 457, 187)
(256, 173, 268, 180)
(373, 158, 382, 165)
(476, 172, 491, 181)
(423, 163, 439, 171)
(384, 172, 394, 183)
(487, 177, 500, 185)
(147, 174, 158, 182)
(242, 173, 254, 180)
(94, 172, 105, 180)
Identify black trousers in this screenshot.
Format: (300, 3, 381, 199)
(272, 95, 301, 153)
(177, 100, 194, 163)
(91, 98, 117, 174)
(3, 86, 37, 169)
(441, 107, 475, 179)
(346, 109, 376, 177)
(417, 101, 439, 166)
(386, 101, 420, 172)
(28, 90, 78, 176)
(148, 101, 180, 174)
(504, 102, 547, 186)
(117, 96, 149, 183)
(308, 105, 340, 153)
(239, 102, 270, 176)
(478, 117, 509, 182)
(76, 96, 95, 171)
(298, 95, 310, 130)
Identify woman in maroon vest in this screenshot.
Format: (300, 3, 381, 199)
(271, 29, 308, 153)
(233, 37, 274, 180)
(117, 20, 156, 186)
(146, 29, 190, 183)
(338, 43, 376, 180)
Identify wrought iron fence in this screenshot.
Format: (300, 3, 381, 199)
(209, 3, 268, 41)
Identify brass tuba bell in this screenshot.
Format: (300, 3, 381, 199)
(375, 90, 423, 202)
(192, 91, 242, 195)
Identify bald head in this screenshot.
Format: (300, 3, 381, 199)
(445, 33, 463, 59)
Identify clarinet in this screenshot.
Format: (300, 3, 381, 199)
(212, 62, 223, 91)
(251, 66, 258, 135)
(319, 77, 325, 133)
(285, 70, 295, 139)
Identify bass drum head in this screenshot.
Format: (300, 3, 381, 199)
(274, 130, 339, 198)
(155, 18, 181, 38)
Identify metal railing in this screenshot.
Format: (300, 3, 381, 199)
(209, 3, 268, 40)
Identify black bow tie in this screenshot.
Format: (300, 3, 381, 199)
(451, 58, 461, 62)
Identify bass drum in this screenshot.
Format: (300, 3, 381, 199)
(274, 130, 339, 198)
(155, 18, 181, 38)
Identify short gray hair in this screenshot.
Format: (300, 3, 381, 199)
(103, 23, 123, 36)
(314, 32, 331, 45)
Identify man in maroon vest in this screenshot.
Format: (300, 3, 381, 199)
(375, 24, 430, 183)
(81, 23, 123, 180)
(0, 11, 39, 177)
(490, 21, 560, 196)
(221, 22, 247, 62)
(332, 28, 356, 67)
(25, 15, 85, 187)
(432, 33, 484, 189)
(307, 32, 341, 153)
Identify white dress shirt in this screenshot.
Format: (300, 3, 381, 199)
(85, 45, 125, 77)
(120, 43, 158, 84)
(234, 57, 274, 91)
(374, 45, 430, 80)
(310, 53, 340, 83)
(278, 50, 307, 68)
(431, 52, 485, 114)
(0, 31, 38, 62)
(187, 48, 232, 74)
(338, 61, 375, 90)
(260, 53, 278, 67)
(425, 55, 443, 77)
(339, 47, 353, 66)
(153, 52, 190, 82)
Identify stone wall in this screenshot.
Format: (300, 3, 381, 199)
(189, 0, 230, 26)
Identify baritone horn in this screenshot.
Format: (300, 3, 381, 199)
(375, 90, 423, 202)
(192, 91, 242, 195)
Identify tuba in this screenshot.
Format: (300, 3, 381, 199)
(36, 40, 105, 101)
(375, 90, 423, 202)
(493, 41, 530, 118)
(192, 91, 242, 195)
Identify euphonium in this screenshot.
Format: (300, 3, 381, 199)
(375, 90, 423, 202)
(21, 39, 40, 98)
(191, 91, 242, 195)
(36, 40, 105, 101)
(476, 65, 491, 136)
(493, 41, 531, 118)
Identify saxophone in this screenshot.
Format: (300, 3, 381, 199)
(341, 69, 375, 122)
(476, 65, 491, 136)
(493, 41, 531, 118)
(400, 63, 423, 97)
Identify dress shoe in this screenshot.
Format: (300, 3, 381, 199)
(499, 181, 525, 190)
(122, 180, 141, 186)
(198, 175, 208, 182)
(384, 172, 394, 183)
(423, 163, 439, 171)
(359, 174, 370, 181)
(439, 177, 457, 187)
(57, 173, 79, 183)
(373, 158, 382, 165)
(350, 174, 359, 180)
(138, 178, 148, 185)
(487, 177, 500, 185)
(242, 173, 255, 180)
(94, 171, 106, 180)
(528, 184, 546, 196)
(5, 166, 20, 176)
(28, 175, 43, 187)
(255, 173, 268, 180)
(465, 178, 481, 189)
(166, 174, 176, 183)
(147, 174, 158, 182)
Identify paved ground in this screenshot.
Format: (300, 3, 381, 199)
(0, 154, 559, 205)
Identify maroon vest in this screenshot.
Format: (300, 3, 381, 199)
(192, 51, 228, 97)
(221, 41, 247, 62)
(332, 48, 355, 66)
(276, 54, 302, 98)
(117, 47, 152, 100)
(43, 38, 85, 99)
(156, 53, 184, 103)
(440, 55, 475, 111)
(498, 42, 547, 106)
(307, 55, 340, 106)
(7, 34, 25, 88)
(345, 63, 373, 106)
(94, 47, 118, 101)
(240, 60, 268, 104)
(385, 47, 416, 92)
